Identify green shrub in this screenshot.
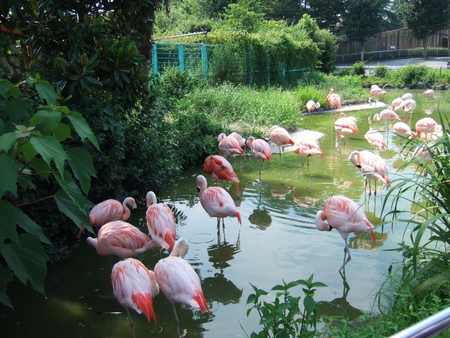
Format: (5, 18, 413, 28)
(387, 64, 436, 88)
(373, 64, 389, 78)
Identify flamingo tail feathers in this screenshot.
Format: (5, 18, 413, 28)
(132, 293, 157, 324)
(193, 289, 211, 316)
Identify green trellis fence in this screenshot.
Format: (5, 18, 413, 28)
(151, 41, 313, 85)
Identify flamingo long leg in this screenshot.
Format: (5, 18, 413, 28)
(171, 302, 181, 338)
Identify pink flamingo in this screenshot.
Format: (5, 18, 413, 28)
(203, 155, 240, 186)
(269, 125, 295, 154)
(78, 197, 137, 236)
(293, 138, 324, 166)
(145, 191, 177, 251)
(111, 258, 159, 334)
(228, 132, 246, 148)
(395, 98, 416, 122)
(325, 88, 342, 109)
(364, 128, 386, 151)
(369, 85, 387, 105)
(196, 174, 242, 233)
(306, 100, 321, 113)
(87, 220, 158, 259)
(334, 113, 358, 151)
(217, 133, 244, 159)
(349, 150, 390, 197)
(423, 89, 436, 99)
(389, 97, 403, 110)
(154, 238, 210, 338)
(392, 122, 416, 140)
(415, 117, 442, 139)
(315, 195, 376, 272)
(246, 136, 271, 180)
(373, 109, 401, 123)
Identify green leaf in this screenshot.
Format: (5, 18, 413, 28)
(54, 188, 93, 233)
(2, 233, 50, 294)
(0, 132, 19, 152)
(0, 200, 20, 247)
(29, 159, 52, 180)
(30, 135, 69, 176)
(0, 155, 18, 196)
(5, 98, 29, 123)
(66, 111, 100, 150)
(0, 264, 13, 309)
(0, 79, 11, 99)
(31, 109, 62, 134)
(20, 140, 38, 162)
(15, 208, 51, 245)
(303, 296, 315, 314)
(67, 147, 96, 195)
(35, 81, 61, 105)
(52, 123, 72, 142)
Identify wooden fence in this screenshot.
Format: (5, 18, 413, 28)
(337, 27, 450, 55)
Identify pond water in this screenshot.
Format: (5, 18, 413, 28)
(1, 89, 448, 337)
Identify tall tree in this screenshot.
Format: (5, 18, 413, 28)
(399, 0, 450, 58)
(341, 0, 389, 61)
(307, 0, 345, 33)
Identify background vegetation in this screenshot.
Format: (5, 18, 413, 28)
(2, 1, 450, 336)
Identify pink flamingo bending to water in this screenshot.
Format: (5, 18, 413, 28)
(315, 195, 376, 272)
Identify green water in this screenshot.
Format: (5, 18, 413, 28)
(1, 89, 448, 337)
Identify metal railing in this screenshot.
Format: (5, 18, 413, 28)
(390, 307, 450, 338)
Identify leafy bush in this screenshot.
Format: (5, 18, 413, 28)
(245, 275, 327, 337)
(388, 64, 436, 88)
(0, 76, 98, 308)
(373, 64, 389, 78)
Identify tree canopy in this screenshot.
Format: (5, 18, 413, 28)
(399, 0, 450, 58)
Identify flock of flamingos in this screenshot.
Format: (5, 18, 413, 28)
(82, 86, 442, 336)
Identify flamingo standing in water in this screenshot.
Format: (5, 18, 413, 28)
(111, 258, 159, 334)
(269, 125, 295, 154)
(154, 238, 210, 338)
(306, 100, 321, 113)
(369, 85, 387, 106)
(349, 150, 390, 197)
(415, 117, 442, 140)
(393, 122, 416, 141)
(395, 98, 416, 122)
(217, 133, 244, 159)
(196, 174, 242, 234)
(325, 88, 342, 109)
(203, 155, 240, 186)
(246, 136, 271, 180)
(146, 191, 177, 251)
(292, 138, 324, 167)
(87, 220, 158, 259)
(389, 97, 403, 110)
(423, 89, 436, 99)
(78, 197, 137, 236)
(334, 113, 358, 151)
(364, 128, 387, 151)
(315, 195, 376, 272)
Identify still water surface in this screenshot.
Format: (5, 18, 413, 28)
(1, 89, 447, 337)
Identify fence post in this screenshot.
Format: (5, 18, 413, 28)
(248, 50, 253, 85)
(178, 44, 185, 73)
(201, 44, 208, 81)
(152, 42, 159, 75)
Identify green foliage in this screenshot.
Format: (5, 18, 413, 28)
(399, 0, 450, 41)
(245, 275, 327, 337)
(373, 64, 389, 78)
(342, 0, 390, 47)
(387, 64, 436, 89)
(0, 76, 98, 308)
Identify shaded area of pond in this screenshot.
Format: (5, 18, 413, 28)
(1, 89, 447, 337)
